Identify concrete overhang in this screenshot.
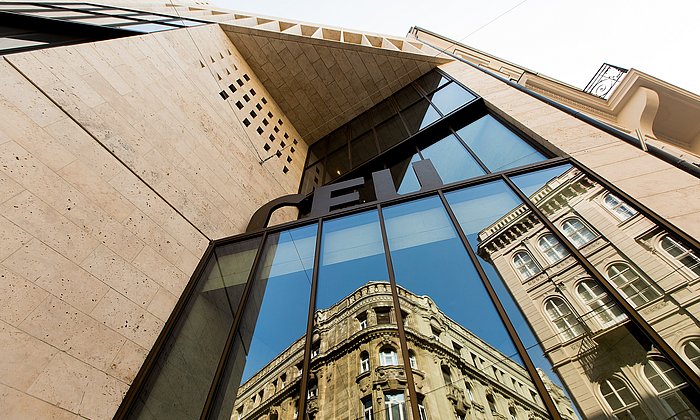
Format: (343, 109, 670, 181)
(220, 21, 451, 143)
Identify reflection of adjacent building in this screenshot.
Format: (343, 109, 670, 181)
(233, 282, 574, 420)
(477, 167, 700, 419)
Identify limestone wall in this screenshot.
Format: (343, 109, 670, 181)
(0, 25, 304, 418)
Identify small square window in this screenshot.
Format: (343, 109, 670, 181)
(236, 79, 244, 86)
(243, 118, 250, 127)
(250, 110, 257, 118)
(249, 88, 256, 96)
(243, 94, 250, 102)
(275, 150, 282, 157)
(269, 134, 275, 141)
(287, 156, 292, 163)
(229, 84, 237, 93)
(290, 147, 295, 153)
(267, 111, 273, 118)
(262, 119, 269, 126)
(284, 133, 289, 139)
(263, 143, 270, 151)
(243, 74, 250, 81)
(219, 90, 229, 100)
(257, 127, 264, 135)
(280, 141, 286, 148)
(283, 166, 289, 173)
(256, 103, 262, 111)
(293, 139, 298, 145)
(274, 126, 279, 133)
(235, 101, 243, 109)
(278, 119, 283, 125)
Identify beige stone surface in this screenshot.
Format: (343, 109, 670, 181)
(0, 24, 306, 419)
(441, 60, 700, 239)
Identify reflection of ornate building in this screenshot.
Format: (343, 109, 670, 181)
(234, 282, 574, 420)
(478, 168, 700, 419)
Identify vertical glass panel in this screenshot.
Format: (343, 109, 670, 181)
(128, 237, 261, 419)
(394, 84, 422, 109)
(210, 225, 317, 420)
(317, 210, 389, 309)
(401, 99, 440, 135)
(419, 134, 486, 183)
(310, 210, 390, 419)
(375, 114, 409, 151)
(382, 196, 550, 420)
(426, 82, 476, 116)
(325, 146, 350, 181)
(301, 161, 325, 195)
(371, 98, 398, 125)
(307, 138, 326, 166)
(351, 130, 379, 168)
(455, 115, 546, 171)
(415, 71, 449, 94)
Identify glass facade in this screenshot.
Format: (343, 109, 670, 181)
(122, 70, 700, 420)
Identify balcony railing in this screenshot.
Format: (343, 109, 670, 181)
(583, 63, 629, 99)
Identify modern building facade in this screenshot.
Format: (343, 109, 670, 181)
(1, 1, 699, 420)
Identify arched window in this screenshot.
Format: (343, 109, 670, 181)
(603, 193, 637, 221)
(360, 351, 370, 373)
(660, 235, 700, 276)
(465, 383, 474, 401)
(683, 339, 700, 370)
(384, 392, 406, 420)
(513, 251, 541, 280)
(380, 347, 399, 366)
(486, 394, 498, 414)
(409, 351, 417, 369)
(538, 234, 569, 264)
(643, 359, 698, 418)
(307, 379, 318, 399)
(600, 377, 642, 417)
(509, 406, 518, 420)
(561, 218, 595, 247)
(606, 263, 660, 307)
(544, 297, 584, 340)
(576, 280, 625, 327)
(441, 365, 452, 385)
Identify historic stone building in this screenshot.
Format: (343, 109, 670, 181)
(1, 1, 700, 419)
(477, 166, 700, 419)
(234, 282, 575, 420)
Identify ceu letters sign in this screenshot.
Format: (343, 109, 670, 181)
(246, 159, 444, 232)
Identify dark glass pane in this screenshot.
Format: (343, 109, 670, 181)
(371, 98, 398, 125)
(325, 126, 350, 153)
(349, 113, 373, 138)
(128, 237, 261, 419)
(325, 146, 350, 181)
(394, 84, 422, 109)
(402, 99, 440, 134)
(316, 210, 389, 309)
(307, 138, 327, 166)
(456, 115, 546, 171)
(350, 130, 379, 168)
(375, 114, 408, 151)
(415, 70, 449, 94)
(300, 161, 325, 195)
(419, 134, 485, 183)
(211, 226, 317, 419)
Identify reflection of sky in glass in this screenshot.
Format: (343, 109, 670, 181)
(317, 210, 389, 309)
(428, 82, 476, 115)
(444, 181, 574, 401)
(395, 153, 422, 194)
(511, 164, 572, 197)
(420, 134, 485, 183)
(456, 115, 546, 171)
(382, 196, 521, 364)
(241, 225, 316, 382)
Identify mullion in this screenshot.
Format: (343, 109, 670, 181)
(448, 125, 490, 173)
(501, 174, 700, 395)
(437, 191, 563, 419)
(376, 204, 422, 420)
(200, 232, 269, 419)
